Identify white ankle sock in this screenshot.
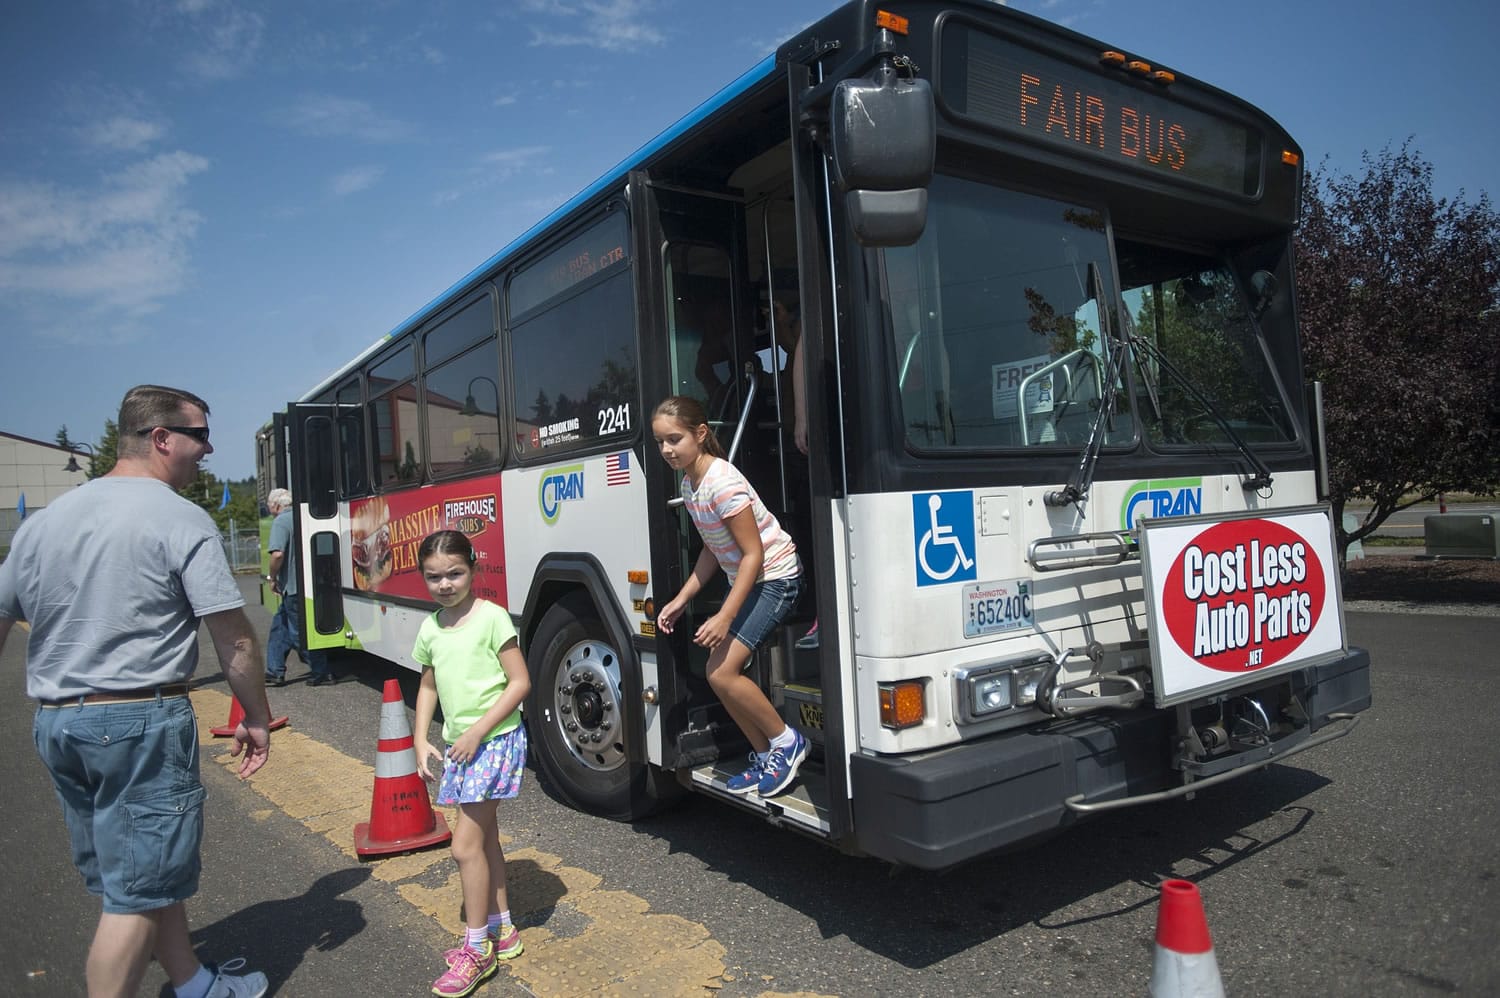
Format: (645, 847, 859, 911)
(174, 965, 214, 998)
(769, 727, 796, 751)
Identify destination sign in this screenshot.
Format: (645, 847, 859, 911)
(941, 25, 1262, 197)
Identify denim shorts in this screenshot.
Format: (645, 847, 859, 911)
(33, 695, 205, 914)
(728, 574, 803, 652)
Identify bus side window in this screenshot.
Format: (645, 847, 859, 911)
(366, 340, 420, 486)
(334, 377, 369, 497)
(423, 294, 503, 477)
(508, 213, 636, 458)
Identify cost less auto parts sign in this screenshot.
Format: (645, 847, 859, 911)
(1139, 506, 1346, 706)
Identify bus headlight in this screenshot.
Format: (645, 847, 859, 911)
(954, 663, 1013, 723)
(1014, 663, 1052, 707)
(971, 673, 1013, 715)
(955, 656, 1052, 724)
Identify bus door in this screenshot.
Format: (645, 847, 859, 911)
(286, 402, 347, 649)
(632, 178, 795, 768)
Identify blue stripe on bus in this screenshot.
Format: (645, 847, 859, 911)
(389, 52, 779, 342)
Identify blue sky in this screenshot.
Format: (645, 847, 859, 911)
(2, 0, 1495, 481)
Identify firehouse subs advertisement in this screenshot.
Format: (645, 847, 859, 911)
(1139, 506, 1347, 706)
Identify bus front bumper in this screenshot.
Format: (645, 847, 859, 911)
(848, 647, 1371, 870)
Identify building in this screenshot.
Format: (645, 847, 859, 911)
(0, 431, 91, 549)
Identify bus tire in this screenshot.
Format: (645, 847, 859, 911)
(526, 595, 675, 821)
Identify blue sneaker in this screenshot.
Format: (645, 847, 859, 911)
(724, 752, 765, 795)
(757, 730, 809, 797)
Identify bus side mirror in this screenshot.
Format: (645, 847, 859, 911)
(830, 71, 935, 246)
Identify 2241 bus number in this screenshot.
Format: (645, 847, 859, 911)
(597, 404, 631, 435)
(963, 580, 1034, 639)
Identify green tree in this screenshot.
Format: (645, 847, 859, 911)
(55, 425, 74, 450)
(1296, 142, 1500, 563)
(90, 421, 120, 478)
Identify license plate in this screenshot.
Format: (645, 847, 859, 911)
(963, 580, 1033, 638)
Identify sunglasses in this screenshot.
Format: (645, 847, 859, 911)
(139, 425, 211, 444)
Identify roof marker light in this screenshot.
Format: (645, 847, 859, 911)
(876, 10, 909, 34)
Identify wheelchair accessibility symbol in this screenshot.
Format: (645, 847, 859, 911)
(913, 491, 976, 587)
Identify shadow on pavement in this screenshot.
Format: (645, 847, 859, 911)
(599, 759, 1334, 969)
(167, 868, 372, 996)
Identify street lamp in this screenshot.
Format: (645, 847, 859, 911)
(63, 442, 95, 476)
(461, 376, 499, 417)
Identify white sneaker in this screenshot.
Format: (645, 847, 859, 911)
(204, 958, 268, 998)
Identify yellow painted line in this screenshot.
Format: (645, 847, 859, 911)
(190, 688, 732, 996)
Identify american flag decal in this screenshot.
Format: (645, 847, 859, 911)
(606, 451, 630, 486)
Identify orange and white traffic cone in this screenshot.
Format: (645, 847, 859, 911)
(1149, 879, 1226, 998)
(354, 678, 452, 858)
(210, 695, 289, 737)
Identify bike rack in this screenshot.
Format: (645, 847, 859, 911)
(1026, 530, 1137, 572)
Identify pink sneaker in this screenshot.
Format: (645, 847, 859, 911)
(796, 619, 820, 649)
(445, 926, 522, 967)
(443, 928, 496, 968)
(432, 940, 496, 997)
(494, 924, 524, 960)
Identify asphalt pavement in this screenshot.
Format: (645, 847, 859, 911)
(4, 573, 1498, 997)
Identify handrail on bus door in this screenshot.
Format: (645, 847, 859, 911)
(668, 361, 759, 508)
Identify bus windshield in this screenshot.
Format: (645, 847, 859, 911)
(885, 174, 1131, 452)
(1116, 241, 1297, 447)
(883, 173, 1296, 454)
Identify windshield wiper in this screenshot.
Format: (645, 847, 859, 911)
(1124, 330, 1274, 492)
(1045, 263, 1126, 510)
(1120, 306, 1162, 422)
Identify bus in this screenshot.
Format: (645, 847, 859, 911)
(261, 0, 1369, 870)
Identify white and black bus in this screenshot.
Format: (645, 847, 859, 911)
(260, 0, 1369, 869)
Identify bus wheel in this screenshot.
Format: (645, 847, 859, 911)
(527, 596, 673, 820)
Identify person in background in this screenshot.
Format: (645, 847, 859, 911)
(0, 384, 272, 998)
(773, 287, 820, 651)
(264, 487, 333, 687)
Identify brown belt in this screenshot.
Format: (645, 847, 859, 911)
(39, 684, 192, 708)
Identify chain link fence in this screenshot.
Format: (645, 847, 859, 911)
(225, 527, 262, 574)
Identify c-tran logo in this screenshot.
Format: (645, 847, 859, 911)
(1121, 478, 1203, 529)
(539, 464, 585, 525)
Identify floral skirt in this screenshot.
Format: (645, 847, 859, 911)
(436, 724, 527, 805)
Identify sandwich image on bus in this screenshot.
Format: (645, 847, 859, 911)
(258, 0, 1369, 870)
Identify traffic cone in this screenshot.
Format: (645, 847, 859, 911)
(210, 695, 288, 737)
(354, 679, 452, 858)
(1148, 879, 1226, 998)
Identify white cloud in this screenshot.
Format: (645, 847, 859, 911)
(331, 165, 385, 197)
(175, 0, 265, 80)
(79, 115, 168, 152)
(433, 146, 551, 205)
(524, 0, 666, 52)
(0, 151, 209, 333)
(494, 94, 519, 107)
(278, 95, 417, 143)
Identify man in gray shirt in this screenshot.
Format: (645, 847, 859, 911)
(0, 385, 273, 998)
(264, 487, 332, 686)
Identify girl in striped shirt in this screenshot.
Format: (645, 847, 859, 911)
(652, 395, 811, 798)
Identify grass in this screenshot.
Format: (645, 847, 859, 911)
(1365, 536, 1426, 547)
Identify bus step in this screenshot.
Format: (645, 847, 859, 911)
(779, 682, 826, 748)
(674, 725, 729, 767)
(688, 757, 831, 836)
